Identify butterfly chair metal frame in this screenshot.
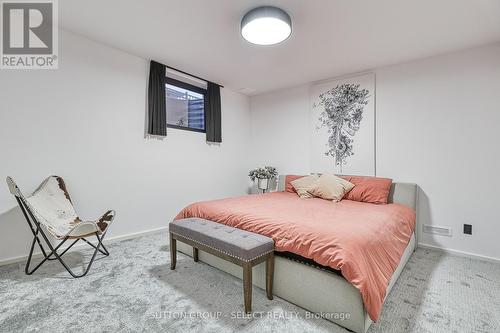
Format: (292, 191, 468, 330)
(6, 176, 115, 278)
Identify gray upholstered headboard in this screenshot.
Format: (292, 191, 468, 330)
(387, 182, 418, 211)
(277, 175, 418, 211)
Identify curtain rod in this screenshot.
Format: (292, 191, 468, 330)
(165, 65, 224, 88)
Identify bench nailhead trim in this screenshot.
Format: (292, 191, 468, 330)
(170, 231, 274, 262)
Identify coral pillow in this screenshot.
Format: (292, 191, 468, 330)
(342, 176, 393, 204)
(285, 175, 305, 193)
(290, 175, 320, 198)
(306, 174, 355, 202)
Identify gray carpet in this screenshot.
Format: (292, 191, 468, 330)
(0, 232, 499, 333)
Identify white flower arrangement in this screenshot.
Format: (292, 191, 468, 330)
(248, 166, 278, 182)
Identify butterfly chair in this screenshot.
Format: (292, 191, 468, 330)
(6, 176, 115, 278)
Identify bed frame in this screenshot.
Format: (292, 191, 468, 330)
(176, 176, 418, 333)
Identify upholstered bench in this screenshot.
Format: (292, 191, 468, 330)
(169, 218, 275, 313)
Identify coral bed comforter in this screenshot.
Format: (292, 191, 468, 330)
(175, 191, 416, 321)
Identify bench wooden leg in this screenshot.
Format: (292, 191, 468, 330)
(243, 262, 252, 313)
(193, 247, 199, 262)
(170, 233, 176, 270)
(266, 253, 274, 300)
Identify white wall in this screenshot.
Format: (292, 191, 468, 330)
(0, 30, 251, 262)
(250, 43, 500, 261)
(1, 30, 498, 263)
(250, 85, 312, 175)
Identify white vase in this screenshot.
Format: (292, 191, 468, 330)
(258, 178, 269, 191)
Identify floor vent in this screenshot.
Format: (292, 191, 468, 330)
(423, 224, 452, 237)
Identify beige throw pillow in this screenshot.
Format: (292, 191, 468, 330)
(306, 174, 355, 202)
(290, 174, 320, 198)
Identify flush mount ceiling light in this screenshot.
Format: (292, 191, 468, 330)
(241, 6, 292, 46)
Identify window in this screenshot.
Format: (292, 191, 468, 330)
(166, 77, 206, 133)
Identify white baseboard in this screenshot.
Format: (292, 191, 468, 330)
(2, 229, 497, 267)
(0, 226, 169, 267)
(418, 242, 500, 264)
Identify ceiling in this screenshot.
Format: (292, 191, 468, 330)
(60, 0, 500, 96)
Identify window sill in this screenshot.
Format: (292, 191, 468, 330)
(167, 124, 206, 134)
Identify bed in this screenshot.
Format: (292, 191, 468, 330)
(174, 175, 418, 333)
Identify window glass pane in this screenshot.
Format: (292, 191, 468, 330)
(166, 83, 205, 130)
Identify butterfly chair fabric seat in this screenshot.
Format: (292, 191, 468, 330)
(23, 176, 114, 239)
(6, 176, 115, 278)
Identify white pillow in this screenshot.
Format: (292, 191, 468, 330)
(306, 174, 355, 202)
(290, 175, 320, 198)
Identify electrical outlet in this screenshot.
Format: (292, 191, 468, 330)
(463, 224, 472, 235)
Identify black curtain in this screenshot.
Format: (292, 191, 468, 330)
(147, 60, 167, 136)
(205, 82, 222, 143)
